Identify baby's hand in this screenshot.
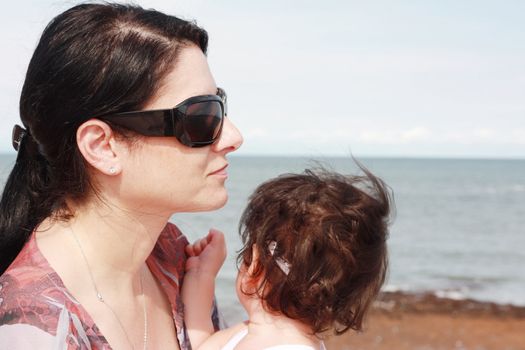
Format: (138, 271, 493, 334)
(185, 229, 226, 277)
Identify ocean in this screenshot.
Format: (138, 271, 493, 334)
(1, 154, 524, 324)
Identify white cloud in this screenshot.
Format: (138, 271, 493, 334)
(242, 127, 268, 139)
(401, 127, 431, 142)
(511, 129, 525, 145)
(472, 128, 496, 141)
(358, 127, 431, 144)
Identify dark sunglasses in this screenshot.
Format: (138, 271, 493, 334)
(97, 87, 227, 148)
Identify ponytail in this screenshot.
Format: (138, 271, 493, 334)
(0, 126, 55, 274)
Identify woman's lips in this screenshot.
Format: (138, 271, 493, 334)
(209, 164, 228, 177)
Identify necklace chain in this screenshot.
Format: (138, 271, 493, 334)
(70, 227, 148, 350)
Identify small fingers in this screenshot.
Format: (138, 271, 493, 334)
(193, 237, 206, 255)
(185, 243, 196, 257)
(208, 228, 227, 261)
(186, 236, 208, 257)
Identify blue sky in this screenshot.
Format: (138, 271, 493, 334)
(1, 1, 524, 158)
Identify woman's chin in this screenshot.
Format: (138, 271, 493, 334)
(209, 194, 228, 210)
(184, 192, 229, 213)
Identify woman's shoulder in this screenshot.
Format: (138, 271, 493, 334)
(0, 265, 74, 317)
(0, 235, 105, 349)
(0, 278, 104, 350)
(0, 259, 85, 347)
(0, 233, 64, 317)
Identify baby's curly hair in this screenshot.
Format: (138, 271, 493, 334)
(237, 164, 392, 335)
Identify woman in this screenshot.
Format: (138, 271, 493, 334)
(0, 3, 242, 349)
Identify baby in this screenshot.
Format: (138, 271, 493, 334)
(181, 166, 392, 349)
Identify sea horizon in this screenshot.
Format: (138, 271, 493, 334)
(1, 151, 524, 161)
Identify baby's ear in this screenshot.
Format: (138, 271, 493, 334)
(241, 244, 265, 292)
(247, 243, 260, 276)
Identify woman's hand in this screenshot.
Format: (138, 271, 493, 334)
(185, 228, 227, 277)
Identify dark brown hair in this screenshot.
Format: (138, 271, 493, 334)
(237, 164, 392, 335)
(0, 3, 208, 274)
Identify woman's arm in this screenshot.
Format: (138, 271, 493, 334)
(181, 229, 226, 349)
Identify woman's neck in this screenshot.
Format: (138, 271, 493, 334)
(37, 198, 170, 294)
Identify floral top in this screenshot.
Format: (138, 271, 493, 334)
(0, 223, 220, 349)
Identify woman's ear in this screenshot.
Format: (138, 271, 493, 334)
(76, 119, 122, 176)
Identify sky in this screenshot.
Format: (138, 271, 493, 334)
(0, 0, 524, 158)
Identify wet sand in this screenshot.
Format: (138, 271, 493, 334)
(324, 291, 525, 350)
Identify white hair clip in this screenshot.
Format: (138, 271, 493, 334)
(268, 241, 291, 275)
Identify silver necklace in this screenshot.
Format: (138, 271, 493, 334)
(70, 227, 148, 350)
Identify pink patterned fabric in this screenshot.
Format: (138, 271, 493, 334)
(0, 223, 215, 349)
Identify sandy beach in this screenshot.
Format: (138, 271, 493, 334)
(324, 291, 525, 350)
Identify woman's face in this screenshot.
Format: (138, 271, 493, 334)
(117, 45, 243, 215)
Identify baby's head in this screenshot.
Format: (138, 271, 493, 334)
(237, 166, 392, 335)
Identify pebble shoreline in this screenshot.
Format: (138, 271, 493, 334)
(325, 291, 525, 350)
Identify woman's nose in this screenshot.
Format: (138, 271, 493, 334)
(213, 117, 243, 153)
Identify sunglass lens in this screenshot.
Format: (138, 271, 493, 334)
(183, 101, 223, 144)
